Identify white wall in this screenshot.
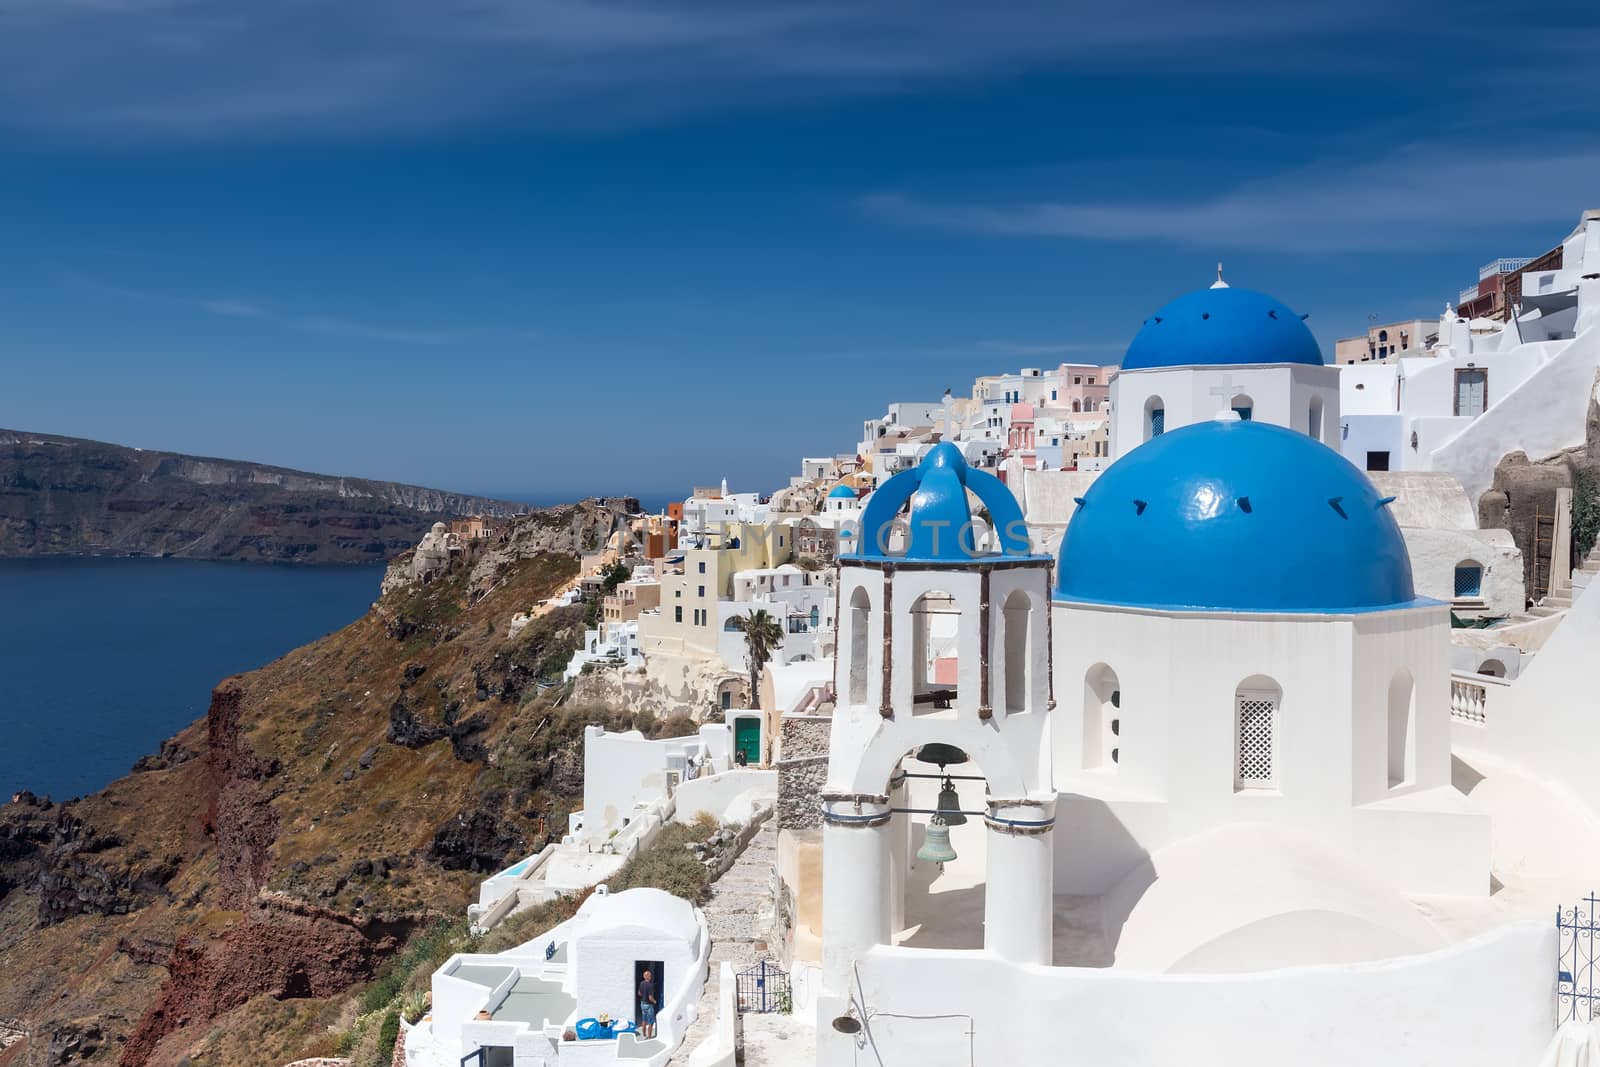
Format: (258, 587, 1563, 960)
(1110, 364, 1340, 457)
(1399, 526, 1523, 617)
(830, 562, 1055, 799)
(1429, 329, 1600, 505)
(1457, 566, 1600, 816)
(817, 923, 1554, 1067)
(1050, 601, 1488, 897)
(1340, 414, 1406, 471)
(581, 727, 678, 842)
(685, 961, 738, 1067)
(674, 768, 777, 825)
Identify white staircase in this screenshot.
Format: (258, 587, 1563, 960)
(1570, 543, 1600, 599)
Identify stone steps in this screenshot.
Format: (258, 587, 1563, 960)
(672, 818, 781, 1065)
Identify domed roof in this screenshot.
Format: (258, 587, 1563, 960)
(827, 483, 857, 499)
(1054, 419, 1419, 613)
(1122, 286, 1323, 371)
(846, 442, 1038, 563)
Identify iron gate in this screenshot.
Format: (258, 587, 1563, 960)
(1558, 894, 1600, 1023)
(735, 958, 790, 1014)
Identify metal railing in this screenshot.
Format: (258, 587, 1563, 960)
(1558, 894, 1600, 1023)
(1480, 256, 1533, 279)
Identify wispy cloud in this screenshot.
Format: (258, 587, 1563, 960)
(0, 0, 1410, 137)
(862, 145, 1600, 253)
(62, 270, 504, 346)
(977, 340, 1123, 358)
(198, 298, 265, 318)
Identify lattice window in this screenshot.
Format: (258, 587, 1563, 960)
(1150, 408, 1165, 437)
(1454, 564, 1483, 598)
(1235, 691, 1277, 789)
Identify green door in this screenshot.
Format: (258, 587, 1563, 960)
(734, 717, 760, 765)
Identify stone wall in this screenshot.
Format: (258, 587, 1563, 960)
(777, 756, 828, 831)
(777, 714, 831, 830)
(777, 716, 831, 760)
(570, 653, 743, 720)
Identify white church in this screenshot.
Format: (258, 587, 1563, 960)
(1107, 271, 1342, 455)
(795, 283, 1594, 1067)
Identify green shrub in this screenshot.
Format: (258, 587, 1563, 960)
(377, 1011, 400, 1063)
(1574, 467, 1600, 558)
(401, 989, 431, 1024)
(360, 918, 472, 1013)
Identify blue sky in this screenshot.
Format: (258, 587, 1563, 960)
(3, 0, 1598, 503)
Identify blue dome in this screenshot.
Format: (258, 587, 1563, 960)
(1055, 419, 1419, 613)
(827, 484, 857, 500)
(1122, 286, 1323, 371)
(846, 442, 1039, 563)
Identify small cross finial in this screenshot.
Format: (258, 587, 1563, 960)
(1210, 262, 1229, 289)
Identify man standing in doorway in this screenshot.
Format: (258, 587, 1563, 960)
(638, 968, 658, 1039)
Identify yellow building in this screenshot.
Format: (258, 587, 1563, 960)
(639, 521, 795, 659)
(601, 579, 662, 642)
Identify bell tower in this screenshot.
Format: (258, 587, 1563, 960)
(821, 443, 1056, 1039)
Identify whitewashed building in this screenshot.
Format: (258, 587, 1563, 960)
(1108, 275, 1341, 457)
(1339, 211, 1600, 505)
(410, 887, 710, 1067)
(801, 368, 1561, 1067)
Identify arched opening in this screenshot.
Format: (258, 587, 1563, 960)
(1234, 675, 1281, 791)
(895, 744, 990, 951)
(1072, 399, 1082, 413)
(1387, 668, 1416, 789)
(848, 586, 871, 706)
(1144, 395, 1165, 441)
(1230, 393, 1254, 421)
(1454, 560, 1484, 599)
(1308, 395, 1324, 439)
(910, 591, 961, 711)
(1002, 589, 1032, 714)
(1478, 659, 1507, 678)
(1083, 663, 1121, 771)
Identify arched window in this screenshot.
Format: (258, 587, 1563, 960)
(1072, 400, 1082, 413)
(1387, 668, 1416, 789)
(809, 605, 820, 630)
(848, 586, 871, 706)
(1378, 329, 1389, 343)
(724, 616, 744, 632)
(1234, 676, 1281, 791)
(910, 590, 961, 709)
(1454, 561, 1484, 599)
(1144, 395, 1165, 441)
(1083, 664, 1121, 770)
(1478, 659, 1506, 678)
(1230, 393, 1254, 421)
(1002, 589, 1032, 713)
(1308, 396, 1324, 440)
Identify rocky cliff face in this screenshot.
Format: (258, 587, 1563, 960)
(0, 503, 689, 1066)
(0, 428, 530, 564)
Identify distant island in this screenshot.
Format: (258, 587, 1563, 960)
(0, 427, 530, 564)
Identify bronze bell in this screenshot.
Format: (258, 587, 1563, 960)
(935, 775, 967, 826)
(916, 815, 957, 865)
(915, 742, 968, 768)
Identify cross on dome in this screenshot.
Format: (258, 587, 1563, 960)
(1210, 262, 1229, 289)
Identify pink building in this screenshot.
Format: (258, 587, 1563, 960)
(1054, 362, 1116, 414)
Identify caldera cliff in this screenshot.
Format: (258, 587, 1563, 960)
(0, 497, 691, 1067)
(0, 428, 531, 564)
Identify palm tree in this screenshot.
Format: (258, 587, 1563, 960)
(732, 609, 785, 709)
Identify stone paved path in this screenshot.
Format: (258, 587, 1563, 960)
(673, 817, 779, 1063)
